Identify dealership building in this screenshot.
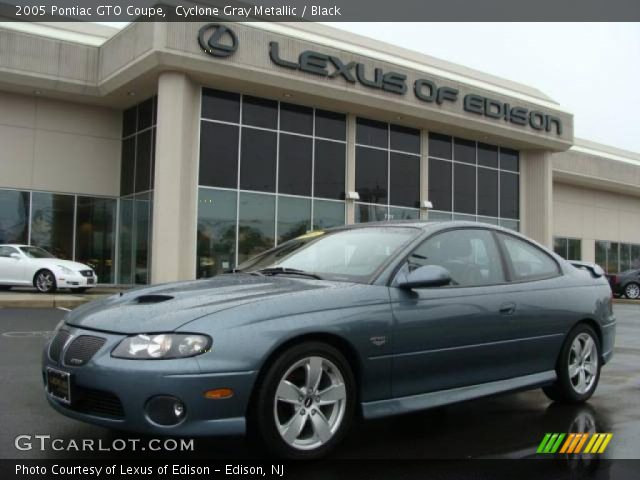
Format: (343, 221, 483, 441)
(0, 21, 639, 285)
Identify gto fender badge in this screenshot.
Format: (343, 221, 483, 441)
(370, 336, 387, 347)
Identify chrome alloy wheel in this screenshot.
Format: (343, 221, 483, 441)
(273, 356, 347, 451)
(36, 271, 55, 293)
(569, 332, 599, 394)
(625, 283, 640, 299)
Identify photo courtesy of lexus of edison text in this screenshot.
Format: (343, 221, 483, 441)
(0, 1, 639, 480)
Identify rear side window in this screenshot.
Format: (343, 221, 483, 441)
(0, 246, 18, 257)
(408, 228, 505, 287)
(498, 233, 559, 281)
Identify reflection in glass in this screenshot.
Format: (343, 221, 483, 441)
(280, 103, 313, 135)
(428, 159, 452, 212)
(388, 207, 420, 221)
(0, 190, 30, 244)
(201, 88, 240, 123)
(607, 242, 619, 274)
(428, 133, 452, 159)
(314, 140, 345, 200)
(117, 198, 134, 284)
(427, 211, 452, 222)
(240, 128, 277, 192)
(499, 219, 519, 231)
(315, 110, 346, 141)
(313, 200, 345, 230)
(197, 188, 237, 278)
(568, 238, 582, 261)
(134, 193, 151, 285)
(30, 192, 75, 259)
(199, 122, 239, 189)
(453, 163, 476, 215)
(390, 152, 420, 208)
(477, 216, 499, 225)
(355, 203, 388, 223)
(238, 192, 275, 264)
(553, 237, 567, 258)
(632, 245, 640, 269)
(500, 172, 519, 219)
(356, 117, 388, 148)
(278, 134, 312, 196)
(595, 241, 607, 272)
(76, 197, 116, 282)
(277, 196, 311, 244)
(356, 146, 387, 204)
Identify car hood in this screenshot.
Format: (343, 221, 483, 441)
(32, 258, 92, 272)
(64, 274, 342, 334)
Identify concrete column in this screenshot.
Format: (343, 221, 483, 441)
(582, 238, 596, 263)
(419, 129, 429, 220)
(150, 72, 200, 283)
(345, 113, 356, 224)
(520, 150, 553, 247)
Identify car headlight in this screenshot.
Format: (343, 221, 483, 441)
(57, 265, 75, 275)
(111, 333, 211, 359)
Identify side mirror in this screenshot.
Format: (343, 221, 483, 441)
(9, 253, 21, 260)
(397, 265, 451, 289)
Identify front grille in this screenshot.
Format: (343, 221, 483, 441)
(49, 330, 71, 363)
(79, 270, 94, 278)
(63, 335, 106, 366)
(71, 386, 124, 419)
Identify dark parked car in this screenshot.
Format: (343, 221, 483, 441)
(607, 269, 640, 299)
(42, 222, 616, 458)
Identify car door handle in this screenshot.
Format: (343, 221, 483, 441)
(499, 303, 516, 315)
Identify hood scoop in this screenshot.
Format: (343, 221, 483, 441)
(134, 294, 174, 304)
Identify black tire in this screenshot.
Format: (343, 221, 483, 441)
(34, 269, 57, 294)
(0, 286, 11, 291)
(250, 341, 356, 459)
(72, 288, 89, 294)
(543, 324, 601, 403)
(624, 282, 640, 300)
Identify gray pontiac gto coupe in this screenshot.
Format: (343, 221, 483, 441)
(43, 221, 615, 458)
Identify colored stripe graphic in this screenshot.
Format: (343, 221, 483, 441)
(539, 433, 612, 454)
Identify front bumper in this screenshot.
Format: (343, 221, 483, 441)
(42, 326, 256, 436)
(55, 273, 98, 289)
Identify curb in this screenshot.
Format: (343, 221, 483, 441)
(613, 298, 640, 305)
(0, 295, 109, 309)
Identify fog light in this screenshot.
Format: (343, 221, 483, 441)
(204, 388, 234, 399)
(145, 395, 186, 426)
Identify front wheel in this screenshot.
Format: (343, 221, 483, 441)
(34, 270, 57, 294)
(543, 324, 601, 403)
(251, 342, 356, 459)
(72, 288, 89, 294)
(624, 282, 640, 300)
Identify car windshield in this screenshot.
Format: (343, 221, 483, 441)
(19, 246, 56, 259)
(235, 227, 419, 283)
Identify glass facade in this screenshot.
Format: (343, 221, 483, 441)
(197, 88, 347, 277)
(553, 237, 582, 261)
(596, 240, 640, 273)
(427, 133, 520, 230)
(118, 97, 156, 284)
(0, 188, 116, 283)
(355, 118, 421, 222)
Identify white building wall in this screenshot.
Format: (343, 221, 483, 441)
(553, 182, 640, 262)
(0, 90, 121, 197)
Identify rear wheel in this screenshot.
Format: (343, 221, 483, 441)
(624, 282, 640, 300)
(543, 324, 601, 403)
(72, 288, 89, 294)
(34, 270, 57, 294)
(251, 342, 355, 459)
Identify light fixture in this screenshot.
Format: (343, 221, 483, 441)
(33, 90, 41, 95)
(127, 91, 136, 97)
(283, 93, 292, 98)
(345, 191, 360, 201)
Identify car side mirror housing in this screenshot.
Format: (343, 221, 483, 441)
(397, 265, 452, 289)
(9, 253, 21, 260)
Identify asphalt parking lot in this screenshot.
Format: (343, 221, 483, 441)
(0, 304, 638, 460)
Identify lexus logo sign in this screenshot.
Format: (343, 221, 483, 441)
(198, 24, 238, 58)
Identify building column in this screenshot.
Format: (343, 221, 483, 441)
(150, 72, 200, 283)
(582, 238, 596, 263)
(345, 113, 356, 224)
(419, 129, 429, 220)
(520, 150, 553, 247)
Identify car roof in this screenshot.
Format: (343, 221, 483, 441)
(0, 244, 29, 248)
(327, 219, 514, 233)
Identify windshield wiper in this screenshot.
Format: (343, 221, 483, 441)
(255, 267, 323, 280)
